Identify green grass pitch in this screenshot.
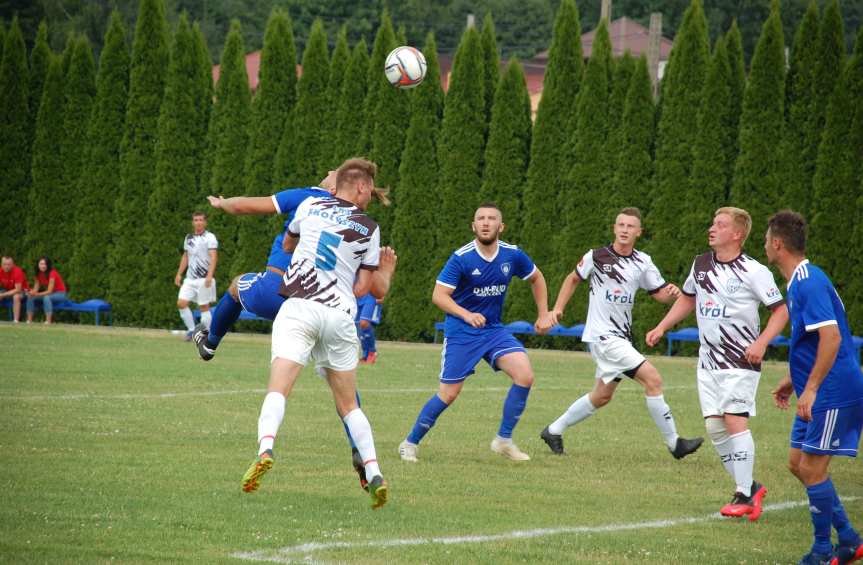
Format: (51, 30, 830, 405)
(1, 324, 860, 563)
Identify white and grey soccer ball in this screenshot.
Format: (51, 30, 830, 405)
(384, 46, 428, 89)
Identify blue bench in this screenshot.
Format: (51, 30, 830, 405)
(433, 320, 585, 343)
(665, 326, 863, 363)
(4, 298, 112, 325)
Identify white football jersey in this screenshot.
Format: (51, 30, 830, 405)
(280, 195, 380, 317)
(682, 252, 785, 371)
(183, 231, 218, 279)
(576, 246, 667, 343)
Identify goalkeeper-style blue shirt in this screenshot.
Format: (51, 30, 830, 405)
(266, 187, 331, 271)
(436, 240, 536, 339)
(786, 260, 863, 412)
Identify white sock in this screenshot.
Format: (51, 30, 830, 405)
(645, 394, 679, 450)
(711, 436, 736, 480)
(729, 430, 755, 495)
(179, 307, 195, 331)
(257, 392, 285, 455)
(343, 408, 381, 481)
(201, 309, 212, 330)
(548, 394, 596, 435)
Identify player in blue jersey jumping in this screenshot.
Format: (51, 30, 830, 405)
(193, 174, 336, 360)
(765, 211, 863, 565)
(399, 203, 556, 462)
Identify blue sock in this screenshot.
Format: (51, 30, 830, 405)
(207, 292, 242, 347)
(407, 395, 449, 444)
(366, 327, 376, 353)
(342, 391, 362, 449)
(360, 327, 376, 357)
(498, 384, 531, 439)
(807, 478, 836, 556)
(833, 489, 860, 545)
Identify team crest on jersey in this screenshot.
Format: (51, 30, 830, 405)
(696, 272, 706, 281)
(725, 278, 741, 294)
(602, 264, 613, 273)
(500, 262, 511, 275)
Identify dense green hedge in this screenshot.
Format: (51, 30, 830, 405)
(6, 0, 863, 340)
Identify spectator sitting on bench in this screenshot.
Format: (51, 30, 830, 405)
(0, 255, 29, 323)
(26, 257, 67, 324)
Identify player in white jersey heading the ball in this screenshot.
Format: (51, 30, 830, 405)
(647, 207, 788, 521)
(540, 207, 704, 459)
(213, 158, 390, 510)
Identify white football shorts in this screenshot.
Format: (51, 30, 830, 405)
(696, 368, 761, 417)
(271, 298, 359, 372)
(590, 336, 646, 384)
(178, 277, 217, 304)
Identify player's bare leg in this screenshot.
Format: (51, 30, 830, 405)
(242, 358, 302, 493)
(491, 352, 533, 461)
(326, 368, 387, 509)
(542, 378, 618, 455)
(633, 362, 703, 458)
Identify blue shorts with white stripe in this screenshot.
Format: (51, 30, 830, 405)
(439, 327, 526, 384)
(790, 400, 863, 457)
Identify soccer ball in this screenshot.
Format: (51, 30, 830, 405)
(384, 46, 427, 89)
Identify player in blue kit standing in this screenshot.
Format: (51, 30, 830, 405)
(765, 211, 863, 565)
(399, 203, 555, 462)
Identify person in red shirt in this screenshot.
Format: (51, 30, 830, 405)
(0, 256, 29, 322)
(26, 257, 68, 324)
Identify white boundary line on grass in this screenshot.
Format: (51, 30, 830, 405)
(231, 497, 860, 564)
(1, 385, 696, 402)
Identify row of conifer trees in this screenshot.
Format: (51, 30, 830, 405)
(0, 0, 861, 345)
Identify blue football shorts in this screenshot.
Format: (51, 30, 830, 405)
(236, 270, 285, 321)
(790, 400, 863, 457)
(439, 327, 526, 383)
(357, 300, 381, 325)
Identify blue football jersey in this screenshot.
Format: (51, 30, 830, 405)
(787, 260, 863, 411)
(266, 187, 331, 270)
(436, 240, 536, 338)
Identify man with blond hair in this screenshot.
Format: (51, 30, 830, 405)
(207, 158, 394, 508)
(647, 207, 788, 521)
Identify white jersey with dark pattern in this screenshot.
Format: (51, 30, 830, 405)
(682, 252, 785, 371)
(279, 195, 380, 317)
(576, 246, 667, 343)
(183, 230, 218, 279)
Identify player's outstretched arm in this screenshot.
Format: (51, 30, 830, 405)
(772, 373, 794, 410)
(744, 304, 789, 365)
(645, 294, 695, 347)
(527, 269, 555, 334)
(650, 283, 681, 304)
(352, 269, 374, 298)
(550, 271, 581, 325)
(432, 283, 485, 328)
(282, 231, 299, 253)
(797, 324, 841, 421)
(368, 247, 397, 299)
(207, 195, 277, 215)
(175, 252, 188, 287)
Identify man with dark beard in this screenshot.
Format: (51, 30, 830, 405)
(398, 203, 555, 463)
